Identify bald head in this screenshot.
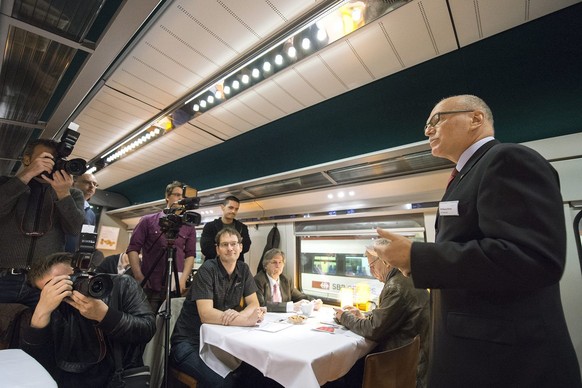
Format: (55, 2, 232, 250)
(74, 173, 98, 201)
(425, 95, 495, 163)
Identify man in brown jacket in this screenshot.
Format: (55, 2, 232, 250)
(333, 238, 430, 388)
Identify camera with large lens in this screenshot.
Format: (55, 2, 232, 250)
(70, 232, 113, 299)
(70, 272, 113, 299)
(51, 127, 87, 177)
(159, 187, 202, 236)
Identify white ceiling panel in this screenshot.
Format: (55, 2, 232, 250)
(234, 89, 289, 121)
(106, 75, 176, 109)
(264, 0, 328, 23)
(215, 1, 287, 40)
(126, 44, 192, 92)
(207, 105, 255, 133)
(155, 133, 196, 155)
(137, 36, 206, 89)
(194, 113, 242, 139)
(293, 55, 348, 99)
(411, 0, 458, 55)
(172, 127, 222, 149)
(381, 1, 444, 68)
(126, 55, 190, 95)
(75, 116, 121, 142)
(529, 0, 580, 18)
(96, 88, 161, 119)
(158, 4, 241, 66)
(480, 0, 530, 36)
(189, 120, 225, 139)
(214, 98, 272, 128)
(271, 68, 326, 107)
(318, 40, 374, 89)
(253, 78, 307, 114)
(112, 59, 183, 100)
(346, 23, 403, 80)
(176, 2, 258, 59)
(449, 0, 580, 47)
(142, 22, 219, 83)
(95, 167, 141, 190)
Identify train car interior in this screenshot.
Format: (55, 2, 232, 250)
(1, 0, 581, 374)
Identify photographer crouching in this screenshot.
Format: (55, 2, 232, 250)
(21, 252, 156, 387)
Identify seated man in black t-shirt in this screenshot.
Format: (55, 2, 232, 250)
(170, 228, 264, 387)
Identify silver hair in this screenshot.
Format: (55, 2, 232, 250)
(262, 248, 285, 270)
(373, 238, 390, 247)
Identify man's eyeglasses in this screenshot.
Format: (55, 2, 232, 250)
(424, 110, 473, 131)
(169, 192, 183, 197)
(80, 180, 99, 188)
(368, 257, 381, 268)
(218, 241, 241, 248)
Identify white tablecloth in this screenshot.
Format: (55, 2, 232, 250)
(0, 349, 57, 387)
(200, 307, 375, 388)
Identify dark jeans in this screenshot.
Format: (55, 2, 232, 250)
(170, 341, 236, 388)
(0, 272, 40, 308)
(170, 342, 282, 388)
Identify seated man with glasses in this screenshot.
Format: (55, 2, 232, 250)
(64, 173, 99, 252)
(0, 138, 85, 307)
(127, 181, 196, 312)
(170, 228, 265, 387)
(330, 238, 430, 388)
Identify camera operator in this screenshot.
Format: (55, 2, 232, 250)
(21, 252, 156, 387)
(127, 181, 196, 312)
(0, 139, 85, 307)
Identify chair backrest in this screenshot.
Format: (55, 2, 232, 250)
(361, 335, 420, 388)
(0, 303, 32, 349)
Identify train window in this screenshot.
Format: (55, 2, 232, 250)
(295, 215, 425, 305)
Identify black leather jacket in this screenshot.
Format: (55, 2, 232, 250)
(22, 274, 156, 388)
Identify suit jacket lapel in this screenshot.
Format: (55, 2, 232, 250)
(436, 139, 499, 235)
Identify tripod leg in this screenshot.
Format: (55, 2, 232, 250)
(172, 255, 181, 297)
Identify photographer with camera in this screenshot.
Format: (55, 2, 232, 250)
(0, 138, 85, 307)
(127, 181, 196, 312)
(21, 252, 156, 387)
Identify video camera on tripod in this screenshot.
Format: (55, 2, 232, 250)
(70, 232, 113, 299)
(158, 186, 202, 234)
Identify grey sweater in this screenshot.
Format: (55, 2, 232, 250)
(0, 176, 85, 268)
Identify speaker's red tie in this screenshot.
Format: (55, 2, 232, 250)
(447, 168, 459, 188)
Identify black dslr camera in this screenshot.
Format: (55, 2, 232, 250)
(52, 127, 87, 176)
(159, 186, 201, 238)
(70, 232, 113, 299)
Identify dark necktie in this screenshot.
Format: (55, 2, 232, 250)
(447, 168, 459, 188)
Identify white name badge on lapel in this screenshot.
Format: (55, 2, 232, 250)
(439, 200, 459, 216)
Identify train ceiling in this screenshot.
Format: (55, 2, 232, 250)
(0, 0, 580, 207)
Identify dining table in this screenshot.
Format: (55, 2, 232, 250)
(199, 306, 376, 388)
(0, 348, 57, 387)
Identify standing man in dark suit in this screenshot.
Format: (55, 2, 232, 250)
(64, 172, 98, 252)
(377, 95, 581, 387)
(200, 196, 251, 262)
